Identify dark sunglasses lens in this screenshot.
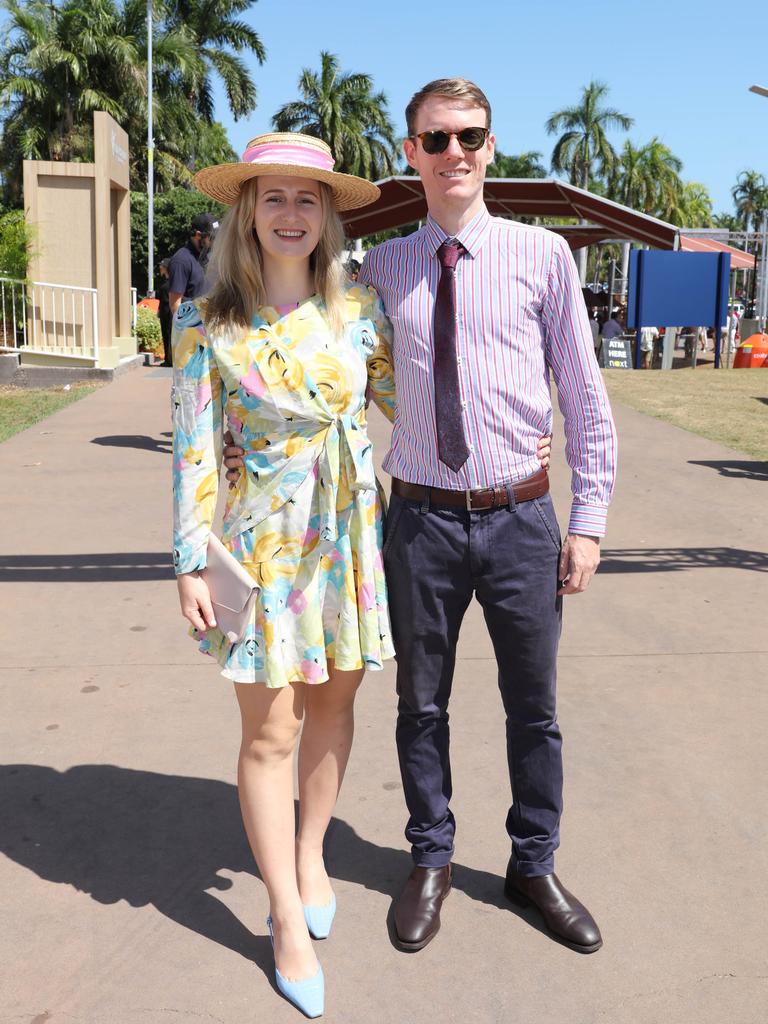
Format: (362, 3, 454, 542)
(421, 131, 450, 155)
(458, 128, 487, 150)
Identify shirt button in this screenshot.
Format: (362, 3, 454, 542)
(461, 401, 467, 409)
(469, 444, 475, 453)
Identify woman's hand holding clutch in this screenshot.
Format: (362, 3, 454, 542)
(177, 572, 217, 633)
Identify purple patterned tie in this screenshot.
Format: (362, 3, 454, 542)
(434, 240, 470, 472)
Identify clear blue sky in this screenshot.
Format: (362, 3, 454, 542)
(211, 0, 768, 217)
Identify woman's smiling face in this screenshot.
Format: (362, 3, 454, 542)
(253, 175, 324, 264)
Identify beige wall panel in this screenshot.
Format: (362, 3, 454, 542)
(36, 177, 96, 289)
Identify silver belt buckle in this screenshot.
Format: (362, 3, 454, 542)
(465, 488, 474, 511)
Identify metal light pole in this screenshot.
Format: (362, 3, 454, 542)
(748, 85, 768, 329)
(147, 0, 155, 297)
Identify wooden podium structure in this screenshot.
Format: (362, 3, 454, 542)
(22, 112, 135, 368)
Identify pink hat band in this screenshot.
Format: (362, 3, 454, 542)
(241, 141, 335, 172)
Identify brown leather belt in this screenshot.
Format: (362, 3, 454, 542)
(392, 468, 549, 511)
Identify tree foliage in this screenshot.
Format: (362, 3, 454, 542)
(546, 81, 633, 190)
(272, 51, 398, 180)
(486, 149, 546, 179)
(0, 0, 263, 201)
(731, 170, 768, 234)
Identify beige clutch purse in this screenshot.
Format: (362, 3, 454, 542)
(201, 533, 259, 644)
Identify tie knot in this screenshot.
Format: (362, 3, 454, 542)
(437, 240, 464, 270)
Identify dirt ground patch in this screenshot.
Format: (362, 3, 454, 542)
(602, 367, 768, 462)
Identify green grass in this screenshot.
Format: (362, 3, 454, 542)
(0, 383, 101, 443)
(602, 367, 768, 461)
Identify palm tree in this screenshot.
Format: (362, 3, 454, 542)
(162, 0, 266, 121)
(272, 51, 398, 180)
(0, 0, 260, 200)
(0, 0, 139, 166)
(487, 149, 546, 179)
(545, 81, 633, 191)
(731, 170, 768, 234)
(609, 138, 683, 219)
(666, 181, 713, 228)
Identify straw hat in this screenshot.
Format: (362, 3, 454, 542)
(192, 132, 380, 211)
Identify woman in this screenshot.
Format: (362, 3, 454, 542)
(172, 133, 395, 1018)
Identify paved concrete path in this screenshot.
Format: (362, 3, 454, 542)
(1, 367, 766, 1024)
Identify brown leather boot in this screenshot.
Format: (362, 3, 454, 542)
(504, 854, 602, 953)
(393, 865, 452, 951)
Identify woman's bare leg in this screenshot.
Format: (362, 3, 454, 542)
(295, 663, 364, 905)
(234, 681, 317, 981)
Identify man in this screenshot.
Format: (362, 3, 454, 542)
(167, 212, 218, 317)
(156, 259, 173, 367)
(225, 78, 616, 956)
(601, 308, 624, 341)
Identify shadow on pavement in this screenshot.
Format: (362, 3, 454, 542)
(0, 553, 174, 582)
(4, 548, 766, 582)
(688, 459, 768, 480)
(0, 764, 545, 972)
(600, 547, 768, 573)
(91, 434, 171, 454)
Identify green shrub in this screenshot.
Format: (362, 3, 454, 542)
(135, 306, 162, 351)
(0, 209, 35, 279)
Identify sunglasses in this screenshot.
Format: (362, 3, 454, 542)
(411, 127, 490, 155)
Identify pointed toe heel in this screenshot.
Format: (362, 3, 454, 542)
(303, 894, 336, 939)
(267, 916, 325, 1018)
(275, 963, 325, 1018)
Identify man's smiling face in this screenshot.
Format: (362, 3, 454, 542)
(403, 95, 495, 219)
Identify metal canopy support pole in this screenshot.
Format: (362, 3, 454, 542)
(633, 250, 644, 369)
(759, 210, 768, 332)
(661, 233, 681, 370)
(147, 0, 154, 298)
(713, 253, 726, 369)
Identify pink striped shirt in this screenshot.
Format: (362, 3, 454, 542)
(359, 205, 617, 536)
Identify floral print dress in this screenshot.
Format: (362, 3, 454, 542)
(172, 282, 396, 687)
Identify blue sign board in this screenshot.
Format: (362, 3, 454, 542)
(627, 251, 731, 368)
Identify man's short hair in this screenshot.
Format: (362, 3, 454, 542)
(405, 78, 492, 137)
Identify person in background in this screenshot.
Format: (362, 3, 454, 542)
(601, 308, 624, 341)
(167, 212, 218, 316)
(726, 306, 740, 356)
(640, 324, 659, 369)
(156, 259, 173, 367)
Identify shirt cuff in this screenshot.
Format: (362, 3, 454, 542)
(173, 543, 208, 576)
(567, 501, 609, 538)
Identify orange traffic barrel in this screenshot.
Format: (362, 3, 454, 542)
(733, 333, 768, 368)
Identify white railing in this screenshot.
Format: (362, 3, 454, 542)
(0, 277, 99, 362)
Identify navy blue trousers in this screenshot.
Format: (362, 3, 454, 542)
(384, 488, 564, 878)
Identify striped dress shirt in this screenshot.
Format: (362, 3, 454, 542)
(359, 205, 617, 537)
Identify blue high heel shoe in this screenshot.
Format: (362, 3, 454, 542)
(303, 894, 336, 940)
(266, 916, 324, 1018)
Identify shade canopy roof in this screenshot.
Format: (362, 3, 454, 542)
(341, 176, 754, 269)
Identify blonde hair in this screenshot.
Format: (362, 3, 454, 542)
(405, 78, 492, 136)
(203, 178, 348, 337)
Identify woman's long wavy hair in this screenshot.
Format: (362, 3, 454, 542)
(203, 176, 348, 337)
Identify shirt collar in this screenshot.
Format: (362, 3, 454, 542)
(422, 204, 492, 259)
